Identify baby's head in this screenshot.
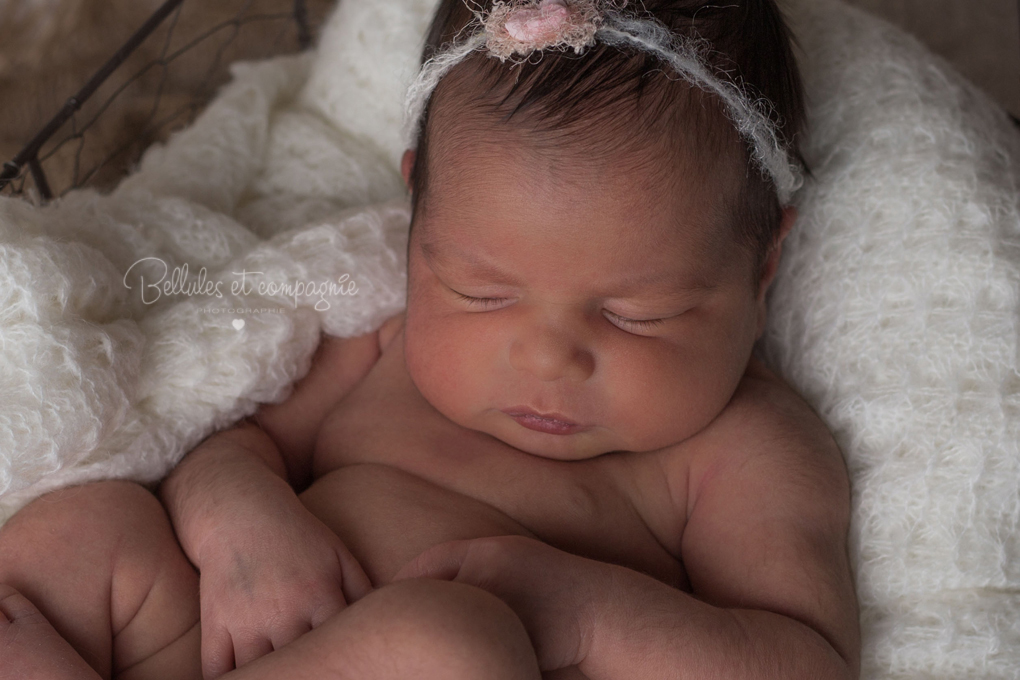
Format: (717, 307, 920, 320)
(400, 0, 805, 460)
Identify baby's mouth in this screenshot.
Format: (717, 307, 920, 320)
(502, 407, 585, 435)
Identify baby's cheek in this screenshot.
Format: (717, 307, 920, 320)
(405, 311, 451, 391)
(607, 348, 725, 448)
(404, 310, 487, 422)
(603, 355, 684, 441)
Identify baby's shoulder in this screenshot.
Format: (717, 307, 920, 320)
(714, 356, 837, 453)
(666, 356, 848, 518)
(255, 313, 404, 483)
(377, 311, 405, 351)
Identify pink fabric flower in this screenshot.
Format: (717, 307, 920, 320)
(504, 0, 571, 43)
(483, 0, 603, 60)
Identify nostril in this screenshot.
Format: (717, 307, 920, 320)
(508, 331, 595, 383)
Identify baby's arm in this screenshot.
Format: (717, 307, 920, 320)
(395, 361, 859, 680)
(159, 327, 388, 678)
(587, 362, 859, 679)
(250, 324, 397, 490)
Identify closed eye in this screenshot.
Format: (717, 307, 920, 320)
(456, 293, 672, 330)
(603, 309, 668, 332)
(455, 292, 509, 309)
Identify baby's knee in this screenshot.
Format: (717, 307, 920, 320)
(0, 480, 180, 578)
(336, 578, 541, 680)
(0, 481, 199, 680)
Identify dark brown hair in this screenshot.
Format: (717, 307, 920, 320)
(409, 0, 806, 275)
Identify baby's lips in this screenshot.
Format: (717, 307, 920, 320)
(502, 405, 578, 425)
(502, 406, 589, 435)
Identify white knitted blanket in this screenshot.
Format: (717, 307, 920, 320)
(1, 0, 1017, 676)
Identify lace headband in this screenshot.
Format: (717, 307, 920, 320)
(403, 0, 804, 205)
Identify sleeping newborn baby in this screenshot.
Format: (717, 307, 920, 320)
(0, 0, 860, 678)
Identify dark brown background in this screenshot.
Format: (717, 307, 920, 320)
(0, 0, 1017, 196)
(844, 0, 1019, 116)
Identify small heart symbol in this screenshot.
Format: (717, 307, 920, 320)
(232, 319, 245, 331)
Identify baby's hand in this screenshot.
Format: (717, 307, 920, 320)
(196, 500, 371, 679)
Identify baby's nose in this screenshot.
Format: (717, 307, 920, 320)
(508, 317, 595, 383)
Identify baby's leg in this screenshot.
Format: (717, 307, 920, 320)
(0, 480, 201, 680)
(1, 481, 539, 680)
(223, 578, 542, 680)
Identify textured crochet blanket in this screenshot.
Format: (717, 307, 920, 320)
(1, 0, 1017, 676)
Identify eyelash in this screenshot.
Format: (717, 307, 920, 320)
(456, 293, 667, 330)
(603, 310, 667, 330)
(455, 293, 507, 309)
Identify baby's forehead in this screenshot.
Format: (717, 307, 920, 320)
(414, 185, 740, 305)
(418, 138, 738, 264)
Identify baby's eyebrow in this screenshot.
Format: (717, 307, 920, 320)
(420, 238, 523, 286)
(610, 268, 717, 296)
(421, 238, 716, 300)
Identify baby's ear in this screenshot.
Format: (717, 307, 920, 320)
(755, 206, 797, 336)
(757, 206, 797, 300)
(401, 150, 417, 190)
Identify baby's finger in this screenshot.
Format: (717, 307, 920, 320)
(0, 584, 54, 629)
(394, 539, 473, 582)
(270, 618, 312, 652)
(337, 546, 373, 604)
(201, 625, 236, 680)
(0, 584, 32, 623)
(233, 632, 274, 670)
